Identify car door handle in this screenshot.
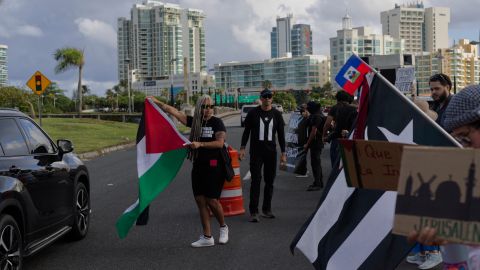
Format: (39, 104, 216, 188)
(9, 166, 20, 174)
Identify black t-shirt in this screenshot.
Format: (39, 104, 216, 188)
(187, 116, 226, 162)
(308, 113, 326, 148)
(328, 103, 357, 139)
(241, 106, 286, 154)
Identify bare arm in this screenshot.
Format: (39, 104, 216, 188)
(148, 96, 187, 125)
(191, 131, 225, 149)
(322, 115, 334, 138)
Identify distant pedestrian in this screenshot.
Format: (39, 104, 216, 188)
(429, 73, 453, 127)
(322, 91, 357, 167)
(149, 95, 229, 248)
(296, 104, 309, 178)
(303, 101, 326, 191)
(239, 88, 286, 222)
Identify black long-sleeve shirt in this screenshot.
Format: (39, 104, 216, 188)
(241, 106, 285, 154)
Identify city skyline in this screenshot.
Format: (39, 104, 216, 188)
(0, 0, 478, 96)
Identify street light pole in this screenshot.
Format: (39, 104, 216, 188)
(125, 59, 132, 114)
(170, 58, 177, 106)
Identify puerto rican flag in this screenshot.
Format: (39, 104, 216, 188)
(335, 54, 372, 95)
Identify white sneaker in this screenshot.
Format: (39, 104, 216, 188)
(406, 253, 425, 265)
(219, 225, 229, 244)
(191, 235, 214, 248)
(418, 252, 442, 269)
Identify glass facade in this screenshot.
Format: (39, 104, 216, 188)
(215, 55, 329, 93)
(117, 2, 205, 82)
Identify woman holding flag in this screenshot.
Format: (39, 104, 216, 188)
(149, 95, 229, 248)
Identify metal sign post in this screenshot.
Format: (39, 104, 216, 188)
(26, 71, 51, 126)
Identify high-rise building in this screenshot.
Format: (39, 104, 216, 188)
(270, 15, 313, 58)
(0, 45, 7, 87)
(330, 14, 404, 85)
(291, 24, 313, 57)
(423, 7, 450, 52)
(381, 4, 450, 54)
(415, 39, 479, 95)
(117, 1, 206, 83)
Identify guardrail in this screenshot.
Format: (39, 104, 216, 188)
(43, 108, 239, 123)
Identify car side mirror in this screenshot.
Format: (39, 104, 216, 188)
(57, 139, 74, 154)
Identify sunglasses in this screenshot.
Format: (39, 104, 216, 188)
(201, 104, 215, 110)
(261, 94, 273, 99)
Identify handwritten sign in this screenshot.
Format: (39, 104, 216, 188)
(393, 146, 480, 245)
(339, 139, 405, 191)
(395, 67, 415, 94)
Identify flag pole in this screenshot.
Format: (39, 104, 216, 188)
(353, 54, 462, 148)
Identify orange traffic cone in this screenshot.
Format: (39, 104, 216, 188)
(219, 146, 245, 216)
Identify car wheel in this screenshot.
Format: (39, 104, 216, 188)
(70, 182, 90, 240)
(0, 214, 23, 270)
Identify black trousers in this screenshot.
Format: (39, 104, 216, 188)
(310, 146, 323, 187)
(249, 150, 277, 214)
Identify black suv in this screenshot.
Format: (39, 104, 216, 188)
(0, 109, 90, 269)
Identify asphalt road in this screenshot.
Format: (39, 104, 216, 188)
(23, 113, 419, 270)
(23, 114, 327, 270)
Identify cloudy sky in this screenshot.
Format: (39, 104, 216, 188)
(0, 0, 478, 96)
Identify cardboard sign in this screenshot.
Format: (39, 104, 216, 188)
(339, 139, 406, 191)
(395, 67, 415, 94)
(393, 146, 480, 245)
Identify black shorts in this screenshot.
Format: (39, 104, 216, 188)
(191, 159, 225, 199)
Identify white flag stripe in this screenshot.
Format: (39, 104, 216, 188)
(326, 191, 397, 269)
(259, 120, 264, 141)
(137, 137, 162, 177)
(295, 171, 355, 262)
(268, 120, 273, 141)
(122, 199, 139, 214)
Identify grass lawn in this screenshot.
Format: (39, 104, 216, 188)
(37, 118, 138, 153)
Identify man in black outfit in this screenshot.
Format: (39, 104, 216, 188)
(239, 89, 286, 222)
(322, 91, 357, 168)
(303, 101, 326, 191)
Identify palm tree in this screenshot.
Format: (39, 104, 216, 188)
(53, 47, 85, 114)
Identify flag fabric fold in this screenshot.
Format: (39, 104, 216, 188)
(116, 98, 190, 239)
(291, 70, 459, 269)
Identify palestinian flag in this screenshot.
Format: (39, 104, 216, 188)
(116, 98, 190, 239)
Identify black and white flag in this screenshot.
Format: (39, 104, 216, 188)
(290, 73, 459, 269)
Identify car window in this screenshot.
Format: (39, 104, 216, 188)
(18, 118, 55, 154)
(242, 106, 254, 113)
(0, 118, 30, 156)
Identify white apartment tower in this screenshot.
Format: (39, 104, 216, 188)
(424, 7, 450, 52)
(117, 1, 206, 83)
(381, 3, 450, 54)
(330, 14, 404, 84)
(0, 45, 7, 87)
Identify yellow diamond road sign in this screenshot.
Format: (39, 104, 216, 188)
(27, 71, 51, 96)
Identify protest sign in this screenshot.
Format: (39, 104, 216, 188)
(395, 67, 415, 94)
(280, 111, 308, 175)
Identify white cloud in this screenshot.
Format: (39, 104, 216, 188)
(75, 18, 116, 48)
(16, 25, 43, 37)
